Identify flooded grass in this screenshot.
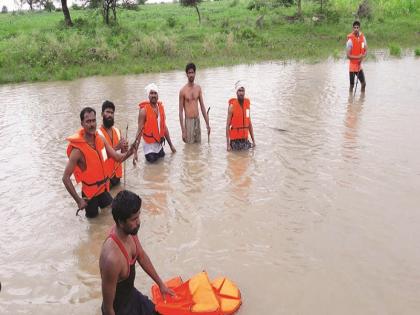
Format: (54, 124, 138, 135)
(0, 0, 419, 84)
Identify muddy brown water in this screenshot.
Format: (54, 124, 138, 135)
(1, 57, 420, 314)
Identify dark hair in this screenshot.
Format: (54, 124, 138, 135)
(185, 62, 196, 73)
(80, 107, 96, 122)
(102, 100, 115, 113)
(353, 20, 361, 27)
(112, 190, 142, 224)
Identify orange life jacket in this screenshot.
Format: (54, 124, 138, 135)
(98, 126, 122, 179)
(347, 32, 366, 72)
(229, 98, 250, 140)
(151, 271, 242, 315)
(139, 101, 166, 144)
(66, 128, 109, 199)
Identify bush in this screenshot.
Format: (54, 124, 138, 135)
(167, 16, 176, 27)
(1, 5, 7, 13)
(389, 43, 401, 56)
(415, 48, 420, 56)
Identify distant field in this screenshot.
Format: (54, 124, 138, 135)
(0, 0, 419, 84)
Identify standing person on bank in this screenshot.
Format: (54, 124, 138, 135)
(98, 100, 128, 188)
(179, 63, 211, 144)
(100, 190, 174, 315)
(133, 83, 176, 164)
(347, 20, 368, 93)
(226, 81, 256, 151)
(63, 107, 134, 218)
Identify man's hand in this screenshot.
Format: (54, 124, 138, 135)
(159, 283, 175, 302)
(77, 198, 88, 211)
(251, 142, 256, 148)
(119, 138, 129, 153)
(181, 128, 187, 143)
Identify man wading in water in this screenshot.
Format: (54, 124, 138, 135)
(179, 63, 211, 144)
(226, 81, 256, 151)
(100, 190, 174, 315)
(98, 100, 128, 188)
(133, 83, 176, 164)
(63, 107, 134, 218)
(347, 20, 368, 93)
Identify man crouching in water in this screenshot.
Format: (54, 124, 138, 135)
(100, 190, 174, 315)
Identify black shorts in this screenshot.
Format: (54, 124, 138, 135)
(82, 191, 112, 218)
(230, 139, 252, 151)
(102, 288, 157, 315)
(349, 70, 366, 85)
(110, 176, 121, 188)
(145, 148, 165, 163)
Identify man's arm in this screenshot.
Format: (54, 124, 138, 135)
(133, 109, 146, 165)
(164, 126, 176, 153)
(62, 149, 87, 210)
(249, 118, 256, 147)
(101, 135, 133, 164)
(100, 246, 120, 315)
(226, 104, 233, 151)
(179, 89, 186, 142)
(135, 238, 174, 299)
(198, 87, 210, 135)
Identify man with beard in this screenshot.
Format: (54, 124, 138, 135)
(100, 190, 174, 315)
(98, 101, 128, 188)
(63, 107, 135, 218)
(133, 83, 176, 164)
(178, 63, 210, 144)
(226, 81, 256, 151)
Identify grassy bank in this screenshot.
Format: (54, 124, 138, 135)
(0, 0, 419, 84)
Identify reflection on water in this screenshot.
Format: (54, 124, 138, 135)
(1, 57, 420, 314)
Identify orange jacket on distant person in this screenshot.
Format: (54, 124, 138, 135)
(98, 126, 122, 178)
(139, 101, 166, 144)
(66, 128, 109, 199)
(229, 98, 250, 141)
(347, 32, 366, 72)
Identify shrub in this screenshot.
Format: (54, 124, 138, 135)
(167, 16, 176, 28)
(415, 48, 420, 56)
(389, 43, 401, 56)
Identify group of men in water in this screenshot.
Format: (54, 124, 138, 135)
(61, 20, 368, 315)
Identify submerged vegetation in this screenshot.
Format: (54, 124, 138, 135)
(0, 0, 419, 84)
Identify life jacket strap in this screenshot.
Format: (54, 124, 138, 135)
(82, 177, 109, 187)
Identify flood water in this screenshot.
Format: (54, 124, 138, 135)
(1, 56, 420, 314)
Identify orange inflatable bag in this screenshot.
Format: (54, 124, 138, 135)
(151, 271, 242, 315)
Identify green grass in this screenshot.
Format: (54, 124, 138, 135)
(0, 0, 419, 84)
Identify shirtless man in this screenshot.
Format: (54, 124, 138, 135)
(179, 63, 211, 144)
(100, 190, 174, 315)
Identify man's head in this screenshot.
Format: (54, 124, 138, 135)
(145, 83, 159, 105)
(101, 100, 115, 129)
(112, 190, 142, 235)
(235, 81, 245, 101)
(185, 63, 196, 83)
(80, 107, 97, 136)
(352, 21, 361, 35)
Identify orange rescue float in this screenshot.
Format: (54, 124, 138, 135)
(151, 271, 242, 315)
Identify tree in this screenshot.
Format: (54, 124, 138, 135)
(61, 0, 73, 26)
(102, 0, 117, 25)
(180, 0, 202, 24)
(297, 0, 302, 16)
(1, 5, 7, 13)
